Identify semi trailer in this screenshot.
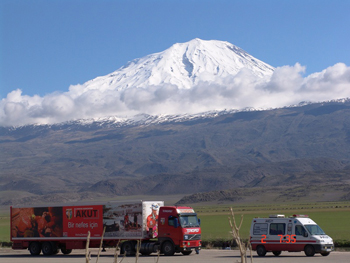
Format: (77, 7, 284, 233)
(10, 200, 201, 256)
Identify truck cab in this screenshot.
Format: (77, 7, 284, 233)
(250, 214, 334, 257)
(158, 206, 201, 255)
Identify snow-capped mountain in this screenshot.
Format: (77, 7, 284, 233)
(4, 38, 348, 128)
(81, 38, 274, 92)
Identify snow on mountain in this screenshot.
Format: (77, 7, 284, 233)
(80, 38, 274, 92)
(3, 38, 349, 128)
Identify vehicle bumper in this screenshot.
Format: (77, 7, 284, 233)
(314, 244, 334, 253)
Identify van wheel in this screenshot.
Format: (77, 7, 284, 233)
(256, 245, 266, 256)
(162, 241, 175, 256)
(304, 245, 315, 257)
(29, 242, 41, 255)
(321, 252, 330, 256)
(273, 251, 281, 256)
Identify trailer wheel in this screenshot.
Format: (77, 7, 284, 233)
(61, 248, 72, 255)
(29, 242, 41, 255)
(42, 242, 54, 256)
(273, 251, 281, 256)
(304, 245, 315, 257)
(121, 241, 135, 256)
(162, 241, 175, 256)
(321, 252, 330, 256)
(256, 245, 266, 257)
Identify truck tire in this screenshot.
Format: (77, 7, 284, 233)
(321, 252, 330, 256)
(304, 245, 315, 257)
(121, 241, 135, 256)
(273, 251, 281, 256)
(42, 242, 54, 256)
(182, 250, 192, 255)
(256, 245, 266, 257)
(162, 241, 175, 256)
(61, 248, 72, 255)
(29, 242, 41, 255)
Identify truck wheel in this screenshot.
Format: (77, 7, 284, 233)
(273, 251, 281, 256)
(61, 248, 72, 255)
(321, 252, 330, 256)
(121, 241, 135, 256)
(162, 241, 175, 256)
(256, 245, 266, 257)
(182, 250, 192, 255)
(29, 242, 41, 255)
(42, 242, 54, 256)
(304, 245, 315, 257)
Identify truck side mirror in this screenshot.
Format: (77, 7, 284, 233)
(198, 218, 201, 226)
(174, 218, 179, 228)
(304, 232, 308, 237)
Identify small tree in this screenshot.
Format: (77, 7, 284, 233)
(228, 208, 253, 263)
(85, 231, 91, 263)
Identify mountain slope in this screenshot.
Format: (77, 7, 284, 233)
(80, 38, 274, 92)
(1, 100, 350, 205)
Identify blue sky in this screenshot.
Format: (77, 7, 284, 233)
(1, 0, 349, 99)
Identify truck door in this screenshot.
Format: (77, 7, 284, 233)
(158, 213, 182, 246)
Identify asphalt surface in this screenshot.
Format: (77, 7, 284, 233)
(0, 248, 348, 263)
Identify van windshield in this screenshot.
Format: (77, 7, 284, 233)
(305, 224, 326, 235)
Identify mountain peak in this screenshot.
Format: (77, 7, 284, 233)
(82, 39, 274, 92)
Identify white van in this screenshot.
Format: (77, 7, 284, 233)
(250, 214, 334, 257)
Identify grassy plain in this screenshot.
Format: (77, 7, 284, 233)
(195, 201, 350, 242)
(0, 209, 10, 243)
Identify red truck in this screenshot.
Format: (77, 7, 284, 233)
(10, 200, 201, 256)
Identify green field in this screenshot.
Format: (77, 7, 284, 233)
(1, 202, 349, 245)
(0, 212, 10, 243)
(195, 201, 350, 243)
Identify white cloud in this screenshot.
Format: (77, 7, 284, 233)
(1, 63, 350, 127)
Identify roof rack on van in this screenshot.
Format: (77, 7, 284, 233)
(269, 214, 285, 218)
(291, 214, 309, 218)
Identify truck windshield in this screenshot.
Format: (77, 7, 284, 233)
(305, 224, 326, 235)
(179, 214, 200, 227)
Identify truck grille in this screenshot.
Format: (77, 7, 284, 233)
(187, 234, 201, 240)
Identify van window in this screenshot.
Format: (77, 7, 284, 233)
(305, 224, 326, 235)
(295, 225, 307, 236)
(253, 223, 268, 235)
(269, 223, 285, 235)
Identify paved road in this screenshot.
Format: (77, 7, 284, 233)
(0, 248, 348, 263)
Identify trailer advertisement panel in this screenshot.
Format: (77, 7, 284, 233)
(103, 201, 143, 238)
(11, 201, 164, 241)
(142, 201, 164, 238)
(11, 206, 63, 238)
(63, 205, 103, 238)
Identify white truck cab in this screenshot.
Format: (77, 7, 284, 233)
(250, 214, 334, 257)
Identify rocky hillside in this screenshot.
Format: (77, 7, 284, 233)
(1, 100, 350, 205)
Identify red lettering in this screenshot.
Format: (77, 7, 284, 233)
(291, 234, 296, 243)
(285, 235, 291, 243)
(278, 234, 283, 243)
(75, 209, 98, 218)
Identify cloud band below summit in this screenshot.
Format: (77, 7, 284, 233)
(1, 63, 350, 127)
